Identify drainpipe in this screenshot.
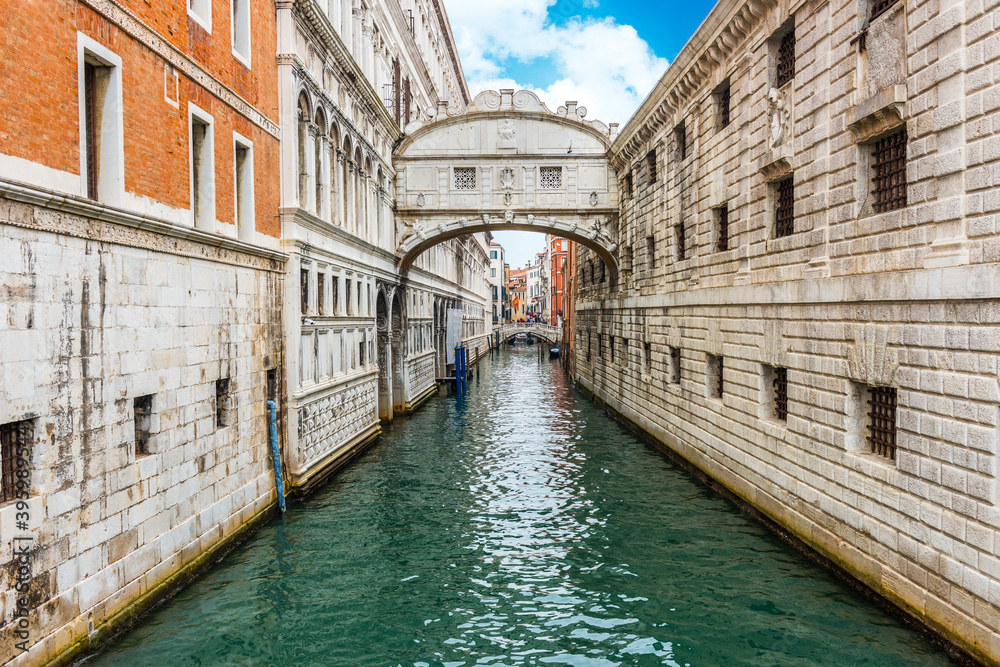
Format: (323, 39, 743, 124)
(267, 400, 287, 514)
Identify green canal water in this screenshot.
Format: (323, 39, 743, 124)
(89, 347, 957, 666)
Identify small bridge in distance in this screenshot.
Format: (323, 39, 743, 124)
(494, 322, 562, 345)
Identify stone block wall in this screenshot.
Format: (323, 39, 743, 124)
(575, 0, 1000, 661)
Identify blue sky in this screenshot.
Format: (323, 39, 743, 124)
(442, 0, 718, 268)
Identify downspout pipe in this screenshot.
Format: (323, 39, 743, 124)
(267, 400, 287, 514)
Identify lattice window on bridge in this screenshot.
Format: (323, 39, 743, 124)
(774, 176, 795, 238)
(871, 128, 907, 213)
(454, 167, 476, 190)
(598, 334, 603, 359)
(870, 0, 900, 20)
(707, 354, 723, 399)
(715, 205, 729, 252)
(668, 347, 681, 384)
(2, 419, 33, 503)
(867, 386, 897, 460)
(539, 167, 562, 189)
(762, 366, 788, 422)
(774, 24, 796, 88)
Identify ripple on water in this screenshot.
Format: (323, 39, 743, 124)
(89, 348, 958, 667)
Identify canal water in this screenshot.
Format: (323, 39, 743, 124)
(90, 346, 957, 666)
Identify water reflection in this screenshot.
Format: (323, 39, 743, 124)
(89, 347, 956, 667)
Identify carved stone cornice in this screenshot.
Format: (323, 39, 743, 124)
(757, 145, 792, 181)
(846, 83, 906, 144)
(77, 0, 280, 138)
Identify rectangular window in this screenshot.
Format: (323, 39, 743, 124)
(359, 340, 366, 367)
(774, 176, 794, 238)
(317, 273, 325, 315)
(234, 134, 254, 241)
(189, 0, 212, 32)
(763, 366, 788, 422)
(647, 235, 656, 269)
(669, 347, 681, 384)
(78, 35, 124, 204)
(134, 395, 153, 456)
(598, 334, 603, 359)
(707, 354, 723, 398)
(300, 268, 309, 314)
(776, 28, 796, 87)
(1, 419, 33, 504)
(454, 167, 476, 190)
(490, 250, 497, 259)
(624, 171, 633, 199)
(674, 123, 686, 161)
(331, 278, 339, 314)
(646, 149, 658, 183)
(871, 128, 907, 213)
(540, 167, 562, 189)
(491, 268, 496, 277)
(587, 331, 592, 362)
(215, 378, 232, 429)
(610, 335, 615, 364)
(870, 0, 900, 20)
(676, 222, 686, 261)
(231, 0, 251, 65)
(867, 386, 897, 460)
(190, 105, 215, 230)
(346, 278, 353, 315)
(266, 368, 278, 404)
(716, 205, 729, 252)
(644, 342, 652, 374)
(719, 81, 731, 128)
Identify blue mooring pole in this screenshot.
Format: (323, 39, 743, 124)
(266, 400, 286, 513)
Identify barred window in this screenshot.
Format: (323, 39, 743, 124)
(775, 176, 794, 238)
(610, 335, 615, 364)
(2, 420, 33, 504)
(134, 395, 153, 457)
(871, 128, 907, 213)
(644, 342, 652, 373)
(300, 268, 309, 314)
(870, 0, 899, 20)
(624, 171, 633, 198)
(647, 235, 656, 269)
(716, 205, 729, 252)
(317, 273, 325, 315)
(676, 222, 686, 260)
(454, 167, 476, 190)
(708, 354, 723, 398)
(587, 331, 592, 361)
(674, 123, 686, 161)
(776, 29, 796, 87)
(540, 166, 562, 189)
(767, 367, 788, 421)
(669, 347, 681, 384)
(216, 378, 232, 429)
(867, 386, 897, 460)
(647, 149, 658, 182)
(598, 334, 603, 358)
(719, 82, 731, 128)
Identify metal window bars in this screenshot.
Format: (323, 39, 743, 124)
(717, 206, 729, 252)
(867, 386, 897, 460)
(775, 177, 795, 237)
(454, 167, 476, 190)
(676, 222, 686, 260)
(719, 84, 731, 128)
(870, 0, 900, 21)
(871, 128, 907, 213)
(1, 420, 32, 503)
(773, 368, 788, 421)
(776, 29, 796, 87)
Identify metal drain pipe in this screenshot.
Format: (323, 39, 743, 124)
(267, 400, 286, 514)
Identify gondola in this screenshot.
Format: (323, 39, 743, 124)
(549, 345, 561, 359)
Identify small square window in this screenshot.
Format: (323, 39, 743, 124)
(540, 167, 562, 189)
(707, 354, 723, 398)
(454, 167, 476, 190)
(1, 419, 34, 503)
(870, 0, 900, 20)
(134, 395, 153, 456)
(774, 176, 795, 238)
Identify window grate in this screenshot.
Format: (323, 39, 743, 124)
(540, 167, 562, 189)
(717, 206, 729, 252)
(870, 0, 899, 20)
(647, 149, 658, 182)
(2, 421, 33, 503)
(676, 222, 686, 260)
(674, 124, 686, 162)
(610, 336, 615, 363)
(216, 378, 231, 429)
(624, 171, 633, 199)
(867, 386, 897, 460)
(773, 368, 788, 421)
(454, 167, 476, 190)
(716, 356, 724, 397)
(719, 83, 731, 128)
(776, 29, 796, 87)
(644, 342, 652, 373)
(134, 395, 153, 456)
(775, 177, 795, 237)
(647, 235, 656, 269)
(669, 347, 680, 384)
(871, 128, 907, 213)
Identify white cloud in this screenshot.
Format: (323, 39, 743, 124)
(445, 0, 668, 125)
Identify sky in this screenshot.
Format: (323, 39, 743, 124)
(442, 0, 718, 269)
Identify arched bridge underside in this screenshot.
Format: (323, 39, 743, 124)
(393, 90, 621, 284)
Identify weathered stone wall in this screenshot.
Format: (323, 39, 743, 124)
(0, 196, 284, 666)
(575, 0, 1000, 661)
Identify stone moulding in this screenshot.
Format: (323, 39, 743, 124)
(846, 84, 907, 144)
(757, 147, 793, 182)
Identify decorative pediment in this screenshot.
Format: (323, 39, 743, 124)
(847, 84, 906, 144)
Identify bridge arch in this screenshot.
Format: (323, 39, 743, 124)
(392, 90, 621, 285)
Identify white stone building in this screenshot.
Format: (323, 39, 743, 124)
(488, 240, 506, 324)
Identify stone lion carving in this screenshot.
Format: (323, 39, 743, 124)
(766, 88, 790, 149)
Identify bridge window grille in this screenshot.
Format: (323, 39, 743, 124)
(870, 0, 899, 20)
(540, 167, 562, 189)
(134, 395, 153, 456)
(454, 167, 476, 190)
(871, 128, 907, 213)
(716, 205, 729, 252)
(215, 378, 232, 429)
(1, 419, 33, 504)
(669, 347, 680, 384)
(867, 386, 897, 460)
(707, 354, 723, 398)
(676, 222, 686, 260)
(647, 149, 658, 182)
(776, 28, 796, 87)
(719, 82, 731, 128)
(774, 176, 795, 237)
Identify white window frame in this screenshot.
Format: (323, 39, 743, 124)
(232, 131, 255, 241)
(77, 33, 125, 204)
(230, 0, 251, 67)
(188, 103, 216, 231)
(188, 0, 212, 33)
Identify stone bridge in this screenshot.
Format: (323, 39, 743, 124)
(495, 322, 561, 345)
(393, 90, 622, 284)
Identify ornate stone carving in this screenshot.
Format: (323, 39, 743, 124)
(416, 193, 426, 207)
(589, 191, 598, 206)
(499, 167, 515, 190)
(504, 210, 514, 223)
(498, 120, 516, 148)
(766, 88, 790, 149)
